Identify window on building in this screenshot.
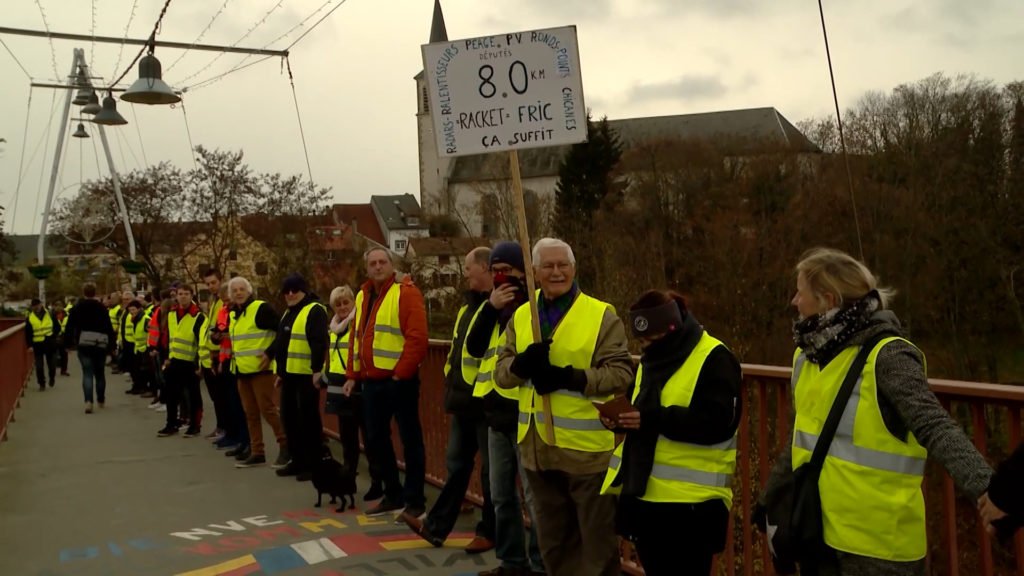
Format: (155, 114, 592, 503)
(421, 86, 430, 114)
(480, 193, 499, 238)
(395, 239, 408, 252)
(438, 255, 451, 266)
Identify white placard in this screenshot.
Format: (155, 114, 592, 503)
(421, 25, 588, 157)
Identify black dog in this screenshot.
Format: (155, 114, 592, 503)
(312, 449, 357, 512)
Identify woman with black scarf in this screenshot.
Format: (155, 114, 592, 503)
(601, 290, 742, 576)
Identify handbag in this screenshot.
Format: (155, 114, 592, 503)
(764, 333, 891, 574)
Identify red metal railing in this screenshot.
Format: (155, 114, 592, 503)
(0, 321, 32, 442)
(322, 341, 1024, 575)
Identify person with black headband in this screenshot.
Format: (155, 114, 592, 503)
(600, 289, 742, 576)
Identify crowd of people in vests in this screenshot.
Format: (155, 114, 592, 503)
(34, 238, 1022, 576)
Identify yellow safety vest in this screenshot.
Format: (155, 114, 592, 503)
(448, 303, 482, 392)
(230, 300, 276, 374)
(28, 312, 54, 343)
(514, 291, 614, 452)
(285, 302, 326, 375)
(57, 312, 68, 335)
(601, 332, 737, 507)
(168, 310, 201, 363)
(109, 304, 121, 333)
(352, 282, 405, 372)
(327, 329, 350, 378)
(206, 299, 223, 352)
(471, 306, 518, 401)
(791, 337, 928, 561)
(120, 310, 133, 345)
(133, 312, 149, 354)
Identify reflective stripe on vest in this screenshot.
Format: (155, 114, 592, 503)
(108, 305, 121, 330)
(471, 302, 519, 400)
(230, 300, 276, 374)
(514, 291, 614, 452)
(601, 332, 737, 508)
(28, 312, 54, 342)
(791, 337, 928, 561)
(168, 310, 201, 362)
(454, 302, 484, 389)
(352, 282, 405, 372)
(133, 313, 149, 354)
(285, 302, 325, 375)
(327, 329, 350, 378)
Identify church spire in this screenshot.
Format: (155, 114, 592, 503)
(429, 0, 448, 43)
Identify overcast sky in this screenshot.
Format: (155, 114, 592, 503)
(1, 0, 1021, 235)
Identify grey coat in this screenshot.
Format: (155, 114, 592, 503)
(762, 310, 993, 576)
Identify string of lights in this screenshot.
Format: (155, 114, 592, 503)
(175, 0, 285, 86)
(32, 0, 61, 80)
(109, 0, 140, 81)
(107, 0, 175, 90)
(164, 0, 232, 73)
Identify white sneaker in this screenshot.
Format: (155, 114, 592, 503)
(156, 405, 167, 412)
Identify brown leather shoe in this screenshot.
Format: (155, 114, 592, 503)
(465, 535, 495, 554)
(400, 511, 442, 547)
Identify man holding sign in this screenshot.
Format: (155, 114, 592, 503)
(495, 238, 633, 576)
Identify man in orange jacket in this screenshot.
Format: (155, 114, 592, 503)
(345, 247, 428, 518)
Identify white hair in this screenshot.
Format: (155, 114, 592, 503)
(532, 238, 576, 267)
(363, 246, 394, 263)
(228, 276, 253, 295)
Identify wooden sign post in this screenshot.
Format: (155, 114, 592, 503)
(423, 25, 589, 445)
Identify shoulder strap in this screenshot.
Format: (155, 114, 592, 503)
(809, 332, 893, 469)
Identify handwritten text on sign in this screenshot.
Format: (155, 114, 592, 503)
(422, 26, 588, 157)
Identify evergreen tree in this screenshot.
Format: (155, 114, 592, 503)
(551, 114, 623, 287)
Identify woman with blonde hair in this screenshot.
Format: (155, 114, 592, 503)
(759, 247, 993, 576)
(325, 285, 382, 499)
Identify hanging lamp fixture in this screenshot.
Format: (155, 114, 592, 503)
(121, 43, 181, 105)
(92, 92, 128, 126)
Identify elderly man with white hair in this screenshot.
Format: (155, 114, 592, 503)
(495, 238, 633, 576)
(228, 276, 287, 469)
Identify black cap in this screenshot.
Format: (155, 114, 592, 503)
(629, 300, 684, 338)
(281, 273, 309, 295)
(490, 241, 525, 272)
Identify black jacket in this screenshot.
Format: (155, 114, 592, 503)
(24, 309, 61, 347)
(64, 299, 116, 352)
(465, 299, 520, 431)
(988, 441, 1024, 538)
(445, 291, 488, 416)
(273, 293, 329, 377)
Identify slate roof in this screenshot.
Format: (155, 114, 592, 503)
(448, 107, 820, 183)
(370, 194, 429, 232)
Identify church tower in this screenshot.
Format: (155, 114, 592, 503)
(416, 0, 453, 217)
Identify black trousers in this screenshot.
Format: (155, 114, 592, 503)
(164, 360, 201, 430)
(128, 351, 149, 391)
(280, 375, 325, 470)
(203, 367, 230, 431)
(335, 392, 379, 482)
(32, 343, 57, 387)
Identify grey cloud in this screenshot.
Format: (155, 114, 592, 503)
(645, 0, 766, 18)
(518, 0, 614, 21)
(628, 74, 730, 103)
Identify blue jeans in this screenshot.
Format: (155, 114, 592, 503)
(362, 377, 426, 509)
(424, 412, 494, 540)
(79, 348, 107, 403)
(489, 427, 544, 572)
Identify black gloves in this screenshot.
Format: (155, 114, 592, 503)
(510, 340, 551, 379)
(533, 364, 587, 396)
